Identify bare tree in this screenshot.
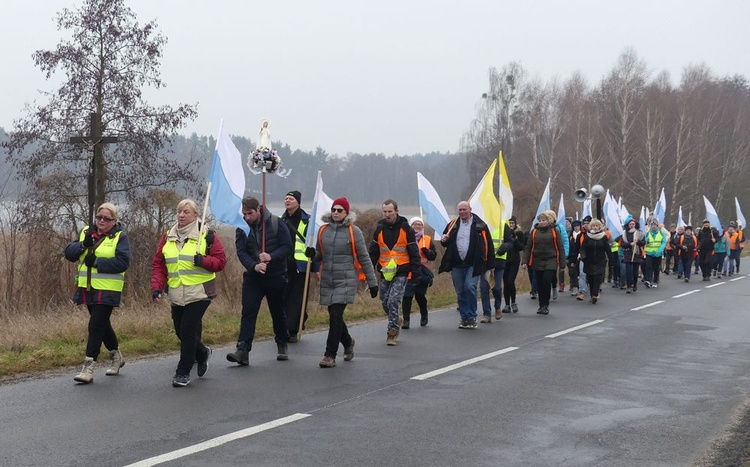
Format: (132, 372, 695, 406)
(2, 0, 199, 229)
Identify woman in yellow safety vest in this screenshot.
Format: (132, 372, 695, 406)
(64, 202, 131, 384)
(151, 199, 227, 387)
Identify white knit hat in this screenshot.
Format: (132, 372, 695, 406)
(410, 216, 424, 226)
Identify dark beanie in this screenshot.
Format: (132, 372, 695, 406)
(332, 197, 350, 213)
(285, 190, 301, 204)
(572, 220, 582, 228)
(583, 215, 592, 223)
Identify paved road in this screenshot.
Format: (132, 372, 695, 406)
(2, 273, 750, 466)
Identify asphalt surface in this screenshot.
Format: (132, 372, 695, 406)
(2, 272, 750, 466)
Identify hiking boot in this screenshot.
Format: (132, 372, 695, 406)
(401, 320, 410, 330)
(502, 305, 512, 314)
(495, 308, 504, 320)
(420, 315, 428, 327)
(226, 342, 249, 366)
(197, 347, 211, 377)
(576, 292, 585, 301)
(344, 339, 355, 361)
(510, 303, 519, 313)
(172, 374, 190, 387)
(105, 349, 124, 376)
(277, 343, 289, 361)
(386, 329, 399, 346)
(74, 357, 95, 384)
(480, 316, 491, 324)
(319, 356, 336, 368)
(591, 295, 599, 304)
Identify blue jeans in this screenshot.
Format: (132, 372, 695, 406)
(480, 266, 504, 315)
(451, 266, 477, 320)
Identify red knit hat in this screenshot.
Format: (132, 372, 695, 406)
(332, 197, 350, 213)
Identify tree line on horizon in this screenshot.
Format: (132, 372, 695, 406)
(462, 50, 750, 224)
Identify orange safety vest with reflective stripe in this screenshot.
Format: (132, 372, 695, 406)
(418, 235, 432, 264)
(727, 232, 741, 250)
(528, 227, 559, 267)
(377, 229, 410, 268)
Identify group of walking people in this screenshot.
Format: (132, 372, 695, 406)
(65, 194, 745, 386)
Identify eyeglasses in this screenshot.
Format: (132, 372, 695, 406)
(95, 216, 115, 222)
(331, 208, 345, 213)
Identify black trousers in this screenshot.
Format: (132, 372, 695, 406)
(85, 304, 118, 360)
(284, 269, 308, 334)
(325, 303, 353, 358)
(402, 294, 428, 321)
(534, 269, 556, 308)
(503, 262, 520, 305)
(698, 250, 713, 278)
(664, 249, 677, 273)
(587, 273, 604, 298)
(239, 275, 289, 348)
(643, 256, 662, 284)
(172, 300, 211, 377)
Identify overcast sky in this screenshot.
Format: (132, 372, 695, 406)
(1, 1, 748, 157)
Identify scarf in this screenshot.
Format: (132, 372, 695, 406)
(167, 219, 200, 251)
(587, 230, 606, 241)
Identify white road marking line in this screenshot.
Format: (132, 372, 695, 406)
(705, 282, 725, 288)
(673, 290, 700, 298)
(411, 347, 519, 381)
(545, 320, 605, 338)
(631, 300, 664, 311)
(124, 413, 311, 467)
(730, 276, 746, 282)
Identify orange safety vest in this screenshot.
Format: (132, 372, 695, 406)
(377, 228, 410, 268)
(418, 235, 432, 264)
(727, 232, 740, 250)
(528, 227, 559, 267)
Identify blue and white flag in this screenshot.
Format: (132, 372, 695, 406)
(639, 206, 647, 233)
(736, 197, 747, 230)
(533, 178, 551, 222)
(677, 206, 686, 228)
(208, 120, 248, 233)
(605, 192, 623, 238)
(417, 172, 450, 235)
(582, 199, 592, 220)
(652, 188, 667, 225)
(557, 193, 566, 226)
(703, 196, 723, 236)
(306, 171, 334, 247)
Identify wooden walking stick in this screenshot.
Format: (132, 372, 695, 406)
(196, 181, 212, 253)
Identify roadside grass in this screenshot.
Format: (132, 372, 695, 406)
(0, 274, 463, 380)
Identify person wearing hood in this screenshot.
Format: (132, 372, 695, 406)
(151, 199, 227, 387)
(369, 199, 422, 345)
(522, 212, 565, 315)
(313, 197, 378, 367)
(619, 216, 645, 293)
(696, 219, 720, 281)
(643, 219, 668, 288)
(501, 216, 526, 314)
(676, 225, 698, 282)
(579, 219, 610, 304)
(65, 203, 131, 384)
(401, 217, 437, 327)
(227, 196, 294, 366)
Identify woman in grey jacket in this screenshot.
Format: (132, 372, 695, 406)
(313, 197, 379, 368)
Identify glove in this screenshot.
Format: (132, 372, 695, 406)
(305, 247, 316, 258)
(193, 253, 203, 267)
(369, 286, 379, 298)
(152, 290, 162, 301)
(420, 247, 430, 256)
(82, 231, 94, 248)
(84, 254, 96, 268)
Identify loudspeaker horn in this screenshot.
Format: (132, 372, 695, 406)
(574, 188, 588, 203)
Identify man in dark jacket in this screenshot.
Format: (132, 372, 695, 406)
(369, 199, 422, 346)
(280, 190, 317, 342)
(439, 201, 494, 329)
(227, 196, 294, 365)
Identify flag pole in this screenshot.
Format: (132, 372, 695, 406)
(297, 260, 312, 341)
(196, 181, 212, 252)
